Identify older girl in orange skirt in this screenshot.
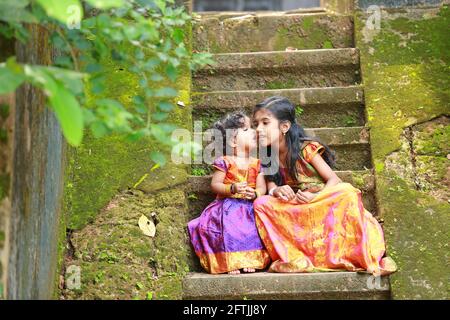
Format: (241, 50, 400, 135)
(252, 96, 396, 276)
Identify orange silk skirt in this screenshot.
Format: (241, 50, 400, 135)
(254, 182, 397, 276)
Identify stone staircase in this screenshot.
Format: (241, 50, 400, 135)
(184, 9, 391, 300)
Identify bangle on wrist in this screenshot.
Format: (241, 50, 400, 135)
(254, 190, 260, 199)
(230, 183, 236, 194)
(224, 184, 231, 195)
(268, 187, 277, 196)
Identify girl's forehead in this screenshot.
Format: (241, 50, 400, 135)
(253, 109, 274, 121)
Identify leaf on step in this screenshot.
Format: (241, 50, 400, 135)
(138, 214, 156, 237)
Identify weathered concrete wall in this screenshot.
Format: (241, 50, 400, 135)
(6, 25, 67, 300)
(355, 4, 449, 299)
(321, 0, 354, 14)
(0, 35, 15, 300)
(358, 0, 444, 9)
(60, 3, 195, 299)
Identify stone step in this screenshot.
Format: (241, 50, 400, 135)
(193, 12, 354, 53)
(187, 170, 377, 221)
(193, 49, 361, 91)
(182, 272, 391, 300)
(192, 86, 365, 128)
(188, 170, 374, 194)
(195, 8, 327, 17)
(194, 126, 370, 146)
(191, 126, 371, 171)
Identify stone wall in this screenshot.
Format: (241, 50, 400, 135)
(59, 4, 195, 299)
(355, 3, 449, 299)
(0, 37, 14, 298)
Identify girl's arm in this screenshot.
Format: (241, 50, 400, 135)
(309, 153, 342, 190)
(255, 173, 267, 197)
(296, 153, 342, 203)
(210, 169, 230, 196)
(268, 181, 296, 201)
(211, 169, 247, 196)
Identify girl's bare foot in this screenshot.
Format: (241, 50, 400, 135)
(228, 270, 240, 275)
(242, 267, 256, 273)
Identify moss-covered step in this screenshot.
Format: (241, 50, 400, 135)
(192, 86, 365, 128)
(193, 12, 354, 53)
(188, 170, 375, 193)
(187, 170, 377, 222)
(194, 126, 369, 146)
(192, 126, 372, 171)
(182, 272, 390, 300)
(193, 49, 361, 91)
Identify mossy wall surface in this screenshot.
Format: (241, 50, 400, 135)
(60, 21, 193, 299)
(0, 37, 15, 299)
(355, 5, 449, 299)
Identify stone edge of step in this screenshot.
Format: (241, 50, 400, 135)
(187, 169, 375, 194)
(197, 48, 360, 71)
(182, 271, 390, 300)
(191, 86, 365, 109)
(192, 126, 370, 147)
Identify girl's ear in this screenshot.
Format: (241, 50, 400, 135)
(280, 120, 292, 135)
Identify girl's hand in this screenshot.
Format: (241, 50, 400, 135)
(296, 190, 317, 204)
(232, 182, 248, 195)
(242, 186, 257, 200)
(273, 185, 296, 202)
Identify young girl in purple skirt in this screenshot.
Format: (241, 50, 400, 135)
(187, 111, 270, 274)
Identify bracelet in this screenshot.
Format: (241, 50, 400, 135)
(254, 190, 260, 199)
(230, 183, 236, 194)
(224, 184, 232, 195)
(268, 187, 277, 196)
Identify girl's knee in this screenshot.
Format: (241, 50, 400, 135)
(254, 195, 271, 212)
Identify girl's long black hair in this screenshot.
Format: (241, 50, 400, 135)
(253, 96, 336, 185)
(212, 111, 247, 156)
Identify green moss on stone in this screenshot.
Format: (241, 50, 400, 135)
(63, 188, 191, 300)
(377, 174, 449, 299)
(355, 5, 450, 299)
(0, 174, 9, 201)
(60, 20, 194, 299)
(0, 104, 9, 119)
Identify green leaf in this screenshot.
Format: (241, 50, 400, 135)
(323, 41, 333, 49)
(0, 64, 25, 94)
(48, 82, 84, 146)
(39, 66, 85, 95)
(154, 87, 178, 98)
(84, 0, 124, 9)
(165, 64, 177, 82)
(152, 112, 168, 121)
(24, 64, 83, 145)
(172, 28, 184, 44)
(150, 151, 166, 166)
(150, 73, 164, 82)
(136, 282, 144, 290)
(90, 121, 109, 138)
(0, 0, 37, 23)
(157, 101, 173, 112)
(150, 123, 173, 145)
(36, 0, 83, 25)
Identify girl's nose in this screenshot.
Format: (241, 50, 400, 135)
(255, 123, 263, 132)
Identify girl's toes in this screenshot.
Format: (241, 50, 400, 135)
(228, 270, 240, 275)
(243, 268, 256, 273)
